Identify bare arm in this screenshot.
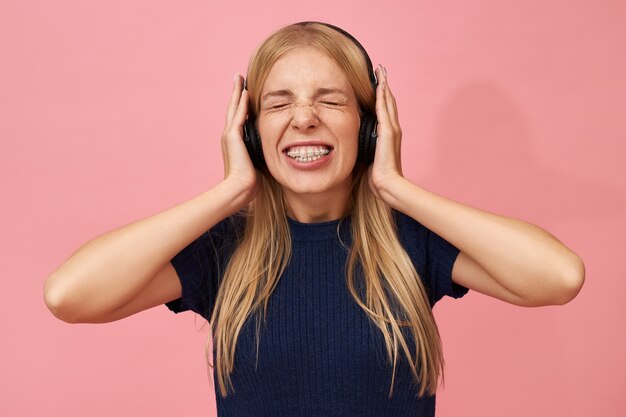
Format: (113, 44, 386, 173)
(368, 65, 584, 306)
(44, 74, 255, 323)
(381, 179, 584, 306)
(43, 181, 251, 323)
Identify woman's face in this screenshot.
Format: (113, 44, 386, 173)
(256, 46, 361, 207)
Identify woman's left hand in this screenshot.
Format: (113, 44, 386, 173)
(368, 64, 405, 201)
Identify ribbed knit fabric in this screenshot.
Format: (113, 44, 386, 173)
(166, 210, 468, 417)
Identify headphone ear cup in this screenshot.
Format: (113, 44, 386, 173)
(243, 113, 265, 168)
(358, 112, 378, 165)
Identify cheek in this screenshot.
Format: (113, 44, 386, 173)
(336, 116, 361, 148)
(256, 121, 280, 158)
(257, 115, 287, 142)
(256, 118, 287, 176)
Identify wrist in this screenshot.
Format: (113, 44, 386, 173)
(214, 179, 256, 214)
(376, 175, 409, 208)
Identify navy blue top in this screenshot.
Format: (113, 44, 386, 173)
(165, 210, 468, 417)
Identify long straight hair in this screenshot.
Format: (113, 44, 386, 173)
(208, 22, 444, 399)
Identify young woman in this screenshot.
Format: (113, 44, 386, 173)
(44, 21, 585, 416)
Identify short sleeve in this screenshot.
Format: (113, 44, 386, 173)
(165, 215, 243, 321)
(394, 210, 469, 306)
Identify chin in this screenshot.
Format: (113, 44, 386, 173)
(280, 174, 353, 197)
(283, 182, 333, 196)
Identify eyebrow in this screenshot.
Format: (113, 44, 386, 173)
(261, 88, 349, 103)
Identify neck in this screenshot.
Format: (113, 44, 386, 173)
(282, 189, 351, 223)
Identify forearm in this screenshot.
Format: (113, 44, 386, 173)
(44, 179, 250, 318)
(379, 177, 585, 304)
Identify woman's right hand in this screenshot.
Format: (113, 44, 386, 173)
(221, 74, 258, 205)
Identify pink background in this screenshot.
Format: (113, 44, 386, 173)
(2, 0, 625, 416)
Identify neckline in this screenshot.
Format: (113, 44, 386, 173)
(287, 215, 351, 241)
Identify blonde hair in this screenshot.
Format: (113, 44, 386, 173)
(208, 21, 444, 399)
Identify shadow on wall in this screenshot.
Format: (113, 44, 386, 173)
(423, 80, 625, 226)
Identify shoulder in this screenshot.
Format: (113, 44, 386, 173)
(177, 213, 246, 269)
(391, 209, 428, 244)
(202, 212, 247, 260)
(210, 212, 247, 241)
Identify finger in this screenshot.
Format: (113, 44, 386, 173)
(386, 84, 399, 124)
(225, 74, 244, 125)
(376, 66, 403, 173)
(232, 88, 249, 128)
(374, 66, 391, 128)
(379, 67, 400, 131)
(381, 72, 402, 165)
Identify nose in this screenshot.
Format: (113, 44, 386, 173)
(290, 103, 319, 131)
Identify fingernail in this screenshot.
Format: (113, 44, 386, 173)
(234, 73, 240, 82)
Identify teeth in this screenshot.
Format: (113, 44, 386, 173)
(286, 146, 331, 162)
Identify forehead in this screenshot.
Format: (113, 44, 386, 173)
(261, 46, 353, 96)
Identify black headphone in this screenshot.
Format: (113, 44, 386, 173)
(242, 21, 378, 169)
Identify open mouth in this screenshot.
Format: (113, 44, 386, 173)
(284, 145, 333, 163)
